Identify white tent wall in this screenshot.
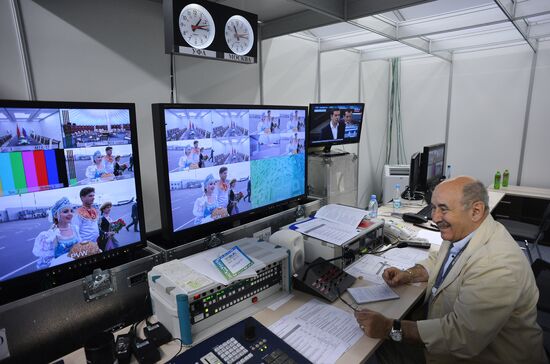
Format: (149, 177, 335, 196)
(358, 60, 390, 208)
(400, 57, 449, 165)
(521, 41, 550, 189)
(0, 2, 28, 100)
(262, 35, 318, 105)
(447, 44, 533, 187)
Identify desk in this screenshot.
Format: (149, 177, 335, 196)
(57, 280, 426, 364)
(489, 185, 550, 244)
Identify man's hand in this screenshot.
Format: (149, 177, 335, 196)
(354, 309, 392, 339)
(383, 267, 411, 287)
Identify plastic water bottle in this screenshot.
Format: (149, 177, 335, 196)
(494, 171, 501, 189)
(446, 165, 451, 179)
(368, 195, 378, 219)
(393, 184, 402, 212)
(502, 169, 510, 187)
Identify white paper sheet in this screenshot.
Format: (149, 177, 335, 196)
(182, 246, 261, 285)
(347, 284, 399, 304)
(315, 204, 367, 230)
(267, 293, 294, 311)
(379, 247, 430, 265)
(291, 218, 359, 246)
(268, 299, 363, 364)
(153, 259, 214, 293)
(416, 229, 443, 246)
(345, 254, 410, 283)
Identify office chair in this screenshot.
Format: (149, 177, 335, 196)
(497, 203, 550, 264)
(531, 259, 550, 357)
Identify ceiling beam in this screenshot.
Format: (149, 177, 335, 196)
(347, 17, 453, 61)
(494, 0, 537, 52)
(260, 0, 434, 39)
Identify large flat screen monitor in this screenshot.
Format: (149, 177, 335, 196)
(403, 151, 423, 200)
(152, 104, 308, 246)
(307, 103, 364, 153)
(0, 100, 145, 304)
(421, 143, 446, 191)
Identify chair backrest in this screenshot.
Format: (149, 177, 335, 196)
(541, 203, 550, 235)
(532, 259, 550, 312)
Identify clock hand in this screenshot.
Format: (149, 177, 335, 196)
(191, 17, 202, 32)
(233, 25, 239, 41)
(192, 25, 209, 31)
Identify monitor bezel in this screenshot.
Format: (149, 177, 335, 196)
(408, 151, 422, 197)
(152, 103, 309, 247)
(421, 142, 446, 191)
(0, 99, 147, 305)
(306, 102, 365, 149)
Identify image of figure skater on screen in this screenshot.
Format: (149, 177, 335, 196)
(178, 145, 200, 170)
(32, 197, 82, 269)
(214, 166, 230, 217)
(227, 179, 244, 215)
(98, 202, 125, 251)
(193, 174, 228, 225)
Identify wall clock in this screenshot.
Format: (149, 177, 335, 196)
(178, 3, 215, 50)
(224, 15, 254, 56)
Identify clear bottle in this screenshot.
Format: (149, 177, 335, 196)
(368, 195, 378, 219)
(494, 171, 501, 190)
(502, 169, 510, 187)
(393, 184, 402, 211)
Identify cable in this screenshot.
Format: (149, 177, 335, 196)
(337, 287, 358, 312)
(167, 337, 185, 362)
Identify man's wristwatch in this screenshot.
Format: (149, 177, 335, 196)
(389, 319, 403, 342)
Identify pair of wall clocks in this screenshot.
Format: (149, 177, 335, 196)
(164, 0, 258, 64)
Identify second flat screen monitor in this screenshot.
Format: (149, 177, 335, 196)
(153, 105, 308, 243)
(308, 103, 364, 151)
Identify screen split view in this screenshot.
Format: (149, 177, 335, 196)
(0, 100, 371, 305)
(0, 102, 141, 287)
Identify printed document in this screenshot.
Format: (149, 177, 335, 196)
(347, 284, 399, 304)
(290, 204, 367, 246)
(269, 299, 363, 364)
(183, 246, 261, 285)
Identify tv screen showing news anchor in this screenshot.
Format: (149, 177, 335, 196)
(308, 103, 364, 147)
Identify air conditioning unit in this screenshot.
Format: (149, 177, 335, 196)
(382, 164, 410, 204)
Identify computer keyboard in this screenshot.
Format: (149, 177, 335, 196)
(417, 205, 433, 220)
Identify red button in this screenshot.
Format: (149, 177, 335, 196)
(252, 296, 258, 303)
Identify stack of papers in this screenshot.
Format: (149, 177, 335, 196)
(290, 204, 367, 246)
(347, 284, 399, 304)
(183, 246, 264, 285)
(269, 299, 363, 364)
(345, 247, 429, 283)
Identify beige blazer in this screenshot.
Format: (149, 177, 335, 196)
(416, 215, 547, 364)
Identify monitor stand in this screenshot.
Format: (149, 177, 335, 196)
(314, 145, 349, 157)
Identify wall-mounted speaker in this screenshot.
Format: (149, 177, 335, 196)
(268, 230, 304, 274)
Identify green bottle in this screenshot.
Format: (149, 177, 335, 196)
(494, 171, 501, 189)
(502, 169, 510, 187)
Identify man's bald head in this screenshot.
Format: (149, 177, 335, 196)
(431, 176, 489, 242)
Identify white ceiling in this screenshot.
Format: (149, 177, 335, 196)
(294, 0, 550, 61)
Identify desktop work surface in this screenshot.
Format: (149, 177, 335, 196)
(57, 278, 427, 364)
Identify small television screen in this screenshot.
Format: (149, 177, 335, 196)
(421, 143, 446, 190)
(307, 103, 364, 151)
(0, 100, 145, 303)
(152, 104, 308, 244)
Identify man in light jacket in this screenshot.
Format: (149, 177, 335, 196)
(355, 176, 547, 364)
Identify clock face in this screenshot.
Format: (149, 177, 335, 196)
(224, 15, 254, 56)
(178, 4, 215, 50)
